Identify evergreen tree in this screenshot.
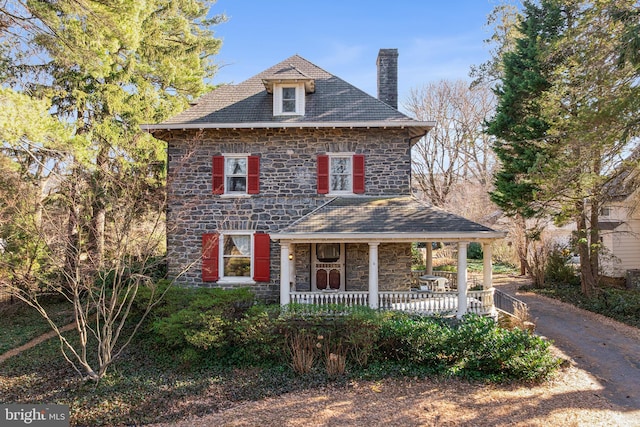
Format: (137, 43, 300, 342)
(486, 0, 567, 275)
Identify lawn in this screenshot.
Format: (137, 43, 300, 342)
(0, 297, 75, 354)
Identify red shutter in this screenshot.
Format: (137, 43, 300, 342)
(353, 154, 365, 194)
(212, 156, 224, 194)
(317, 155, 329, 194)
(247, 156, 260, 194)
(253, 233, 271, 282)
(202, 233, 219, 282)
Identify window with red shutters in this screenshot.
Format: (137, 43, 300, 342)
(253, 233, 271, 282)
(318, 154, 365, 194)
(317, 154, 329, 194)
(213, 155, 260, 195)
(202, 233, 219, 282)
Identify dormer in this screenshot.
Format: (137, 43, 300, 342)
(262, 64, 315, 116)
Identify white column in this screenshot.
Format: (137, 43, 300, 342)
(457, 241, 468, 318)
(368, 242, 380, 309)
(280, 243, 291, 306)
(482, 242, 493, 290)
(289, 244, 296, 289)
(425, 242, 433, 275)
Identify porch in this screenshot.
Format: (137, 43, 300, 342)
(270, 197, 506, 318)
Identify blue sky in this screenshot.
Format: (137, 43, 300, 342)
(209, 1, 500, 109)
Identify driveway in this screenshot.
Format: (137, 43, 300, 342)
(494, 276, 640, 410)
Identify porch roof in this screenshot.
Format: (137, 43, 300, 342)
(271, 196, 506, 242)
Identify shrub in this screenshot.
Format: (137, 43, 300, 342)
(150, 287, 255, 351)
(545, 245, 579, 286)
(467, 242, 483, 260)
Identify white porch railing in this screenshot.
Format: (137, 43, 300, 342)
(289, 288, 495, 317)
(290, 291, 369, 307)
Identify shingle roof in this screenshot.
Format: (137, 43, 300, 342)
(143, 55, 433, 135)
(274, 196, 503, 239)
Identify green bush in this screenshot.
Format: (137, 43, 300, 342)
(467, 242, 483, 260)
(143, 288, 560, 382)
(545, 246, 579, 286)
(151, 287, 255, 350)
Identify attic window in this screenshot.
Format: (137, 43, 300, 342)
(274, 83, 305, 116)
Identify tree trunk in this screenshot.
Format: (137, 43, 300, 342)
(576, 202, 596, 296)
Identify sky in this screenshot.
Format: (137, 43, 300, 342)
(209, 0, 501, 111)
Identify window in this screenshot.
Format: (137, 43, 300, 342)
(600, 207, 611, 217)
(317, 154, 365, 194)
(223, 234, 251, 277)
(226, 157, 247, 192)
(202, 232, 270, 282)
(212, 155, 260, 195)
(274, 83, 305, 116)
(282, 87, 296, 113)
(330, 156, 351, 192)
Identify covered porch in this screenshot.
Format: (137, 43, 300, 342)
(271, 197, 506, 318)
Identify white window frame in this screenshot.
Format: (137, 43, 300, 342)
(273, 83, 305, 116)
(223, 154, 249, 196)
(218, 231, 255, 284)
(600, 206, 611, 217)
(328, 153, 354, 195)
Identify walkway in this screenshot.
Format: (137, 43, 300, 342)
(494, 276, 640, 410)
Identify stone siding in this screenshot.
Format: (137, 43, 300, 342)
(163, 127, 413, 299)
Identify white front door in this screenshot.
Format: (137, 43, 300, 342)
(312, 243, 345, 291)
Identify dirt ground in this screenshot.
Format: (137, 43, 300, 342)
(151, 357, 639, 426)
(151, 275, 640, 427)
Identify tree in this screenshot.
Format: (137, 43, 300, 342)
(406, 80, 496, 212)
(0, 0, 224, 380)
(486, 0, 640, 293)
(485, 0, 567, 275)
(539, 0, 640, 295)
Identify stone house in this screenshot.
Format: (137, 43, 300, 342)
(143, 49, 505, 317)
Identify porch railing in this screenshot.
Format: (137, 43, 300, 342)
(289, 288, 495, 317)
(290, 291, 369, 307)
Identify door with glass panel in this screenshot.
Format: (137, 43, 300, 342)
(312, 243, 345, 291)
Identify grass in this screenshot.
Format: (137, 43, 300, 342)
(0, 297, 75, 354)
(421, 259, 518, 275)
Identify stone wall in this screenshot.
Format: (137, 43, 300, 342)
(162, 127, 413, 299)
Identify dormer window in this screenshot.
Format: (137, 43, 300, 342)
(282, 87, 296, 113)
(273, 83, 305, 116)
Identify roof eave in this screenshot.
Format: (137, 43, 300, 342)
(270, 231, 507, 243)
(141, 121, 435, 136)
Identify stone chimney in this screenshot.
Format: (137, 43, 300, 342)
(376, 48, 398, 109)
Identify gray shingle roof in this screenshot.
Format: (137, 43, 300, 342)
(276, 196, 502, 238)
(145, 55, 432, 134)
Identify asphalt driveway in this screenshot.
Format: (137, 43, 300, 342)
(494, 276, 640, 410)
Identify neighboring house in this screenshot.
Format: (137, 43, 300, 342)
(142, 49, 505, 318)
(599, 164, 640, 278)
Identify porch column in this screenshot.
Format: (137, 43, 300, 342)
(457, 241, 468, 319)
(368, 242, 380, 309)
(289, 244, 296, 289)
(425, 242, 433, 275)
(482, 242, 493, 290)
(280, 243, 291, 306)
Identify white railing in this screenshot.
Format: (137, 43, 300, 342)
(379, 291, 459, 316)
(290, 291, 369, 307)
(289, 288, 495, 317)
(467, 288, 495, 316)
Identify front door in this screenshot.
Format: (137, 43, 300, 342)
(312, 243, 345, 291)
